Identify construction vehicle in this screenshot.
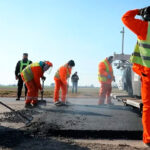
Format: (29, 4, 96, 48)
(112, 27, 142, 113)
(113, 27, 141, 98)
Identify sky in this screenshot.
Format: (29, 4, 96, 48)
(0, 0, 149, 87)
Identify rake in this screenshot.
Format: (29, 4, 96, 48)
(0, 101, 33, 126)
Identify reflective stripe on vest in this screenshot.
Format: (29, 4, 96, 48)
(98, 59, 109, 82)
(20, 60, 30, 73)
(55, 70, 60, 78)
(130, 22, 150, 67)
(22, 62, 40, 82)
(55, 64, 70, 79)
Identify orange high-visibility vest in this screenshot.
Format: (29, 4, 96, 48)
(55, 64, 70, 79)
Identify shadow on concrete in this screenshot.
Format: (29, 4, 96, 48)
(47, 130, 143, 140)
(68, 103, 141, 116)
(0, 125, 90, 150)
(69, 103, 131, 110)
(39, 107, 112, 117)
(0, 126, 26, 148)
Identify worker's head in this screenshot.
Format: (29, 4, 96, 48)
(107, 56, 113, 64)
(141, 6, 150, 21)
(23, 53, 28, 60)
(74, 72, 77, 75)
(43, 61, 53, 72)
(68, 60, 75, 68)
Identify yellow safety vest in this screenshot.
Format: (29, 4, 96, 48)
(98, 59, 110, 82)
(20, 60, 30, 72)
(21, 62, 40, 82)
(130, 22, 150, 67)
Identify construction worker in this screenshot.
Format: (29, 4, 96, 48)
(122, 6, 150, 146)
(15, 53, 32, 100)
(71, 72, 79, 93)
(98, 56, 114, 105)
(54, 60, 75, 106)
(21, 61, 53, 108)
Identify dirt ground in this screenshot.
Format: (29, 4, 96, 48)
(0, 88, 148, 150)
(0, 86, 124, 98)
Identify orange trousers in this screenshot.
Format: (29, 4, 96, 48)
(98, 83, 112, 104)
(25, 80, 38, 104)
(54, 79, 67, 102)
(141, 76, 150, 143)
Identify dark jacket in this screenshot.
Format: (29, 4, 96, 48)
(71, 74, 79, 82)
(15, 59, 32, 77)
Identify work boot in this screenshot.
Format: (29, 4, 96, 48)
(98, 96, 105, 105)
(61, 101, 67, 106)
(107, 102, 114, 105)
(54, 101, 62, 106)
(98, 101, 105, 105)
(144, 143, 150, 147)
(25, 103, 32, 109)
(38, 100, 46, 105)
(32, 103, 38, 108)
(16, 97, 20, 101)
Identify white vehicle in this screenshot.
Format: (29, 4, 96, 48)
(113, 27, 141, 97)
(113, 53, 141, 97)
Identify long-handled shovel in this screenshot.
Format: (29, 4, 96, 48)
(38, 79, 46, 106)
(65, 79, 69, 105)
(0, 101, 33, 126)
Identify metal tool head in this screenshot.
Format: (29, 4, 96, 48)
(38, 100, 47, 106)
(25, 120, 32, 127)
(27, 116, 33, 121)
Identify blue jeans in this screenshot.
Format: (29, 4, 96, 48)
(72, 82, 78, 93)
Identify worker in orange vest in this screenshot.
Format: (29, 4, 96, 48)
(122, 6, 150, 146)
(54, 60, 75, 106)
(21, 61, 53, 108)
(98, 56, 114, 105)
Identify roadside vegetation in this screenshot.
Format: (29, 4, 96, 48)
(0, 85, 127, 98)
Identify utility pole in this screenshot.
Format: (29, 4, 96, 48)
(113, 27, 130, 62)
(120, 27, 125, 54)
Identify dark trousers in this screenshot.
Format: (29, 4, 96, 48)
(72, 82, 78, 93)
(17, 75, 27, 98)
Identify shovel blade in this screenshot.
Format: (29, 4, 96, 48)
(25, 120, 32, 127)
(38, 100, 47, 106)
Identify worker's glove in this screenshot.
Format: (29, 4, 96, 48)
(42, 76, 46, 81)
(138, 6, 150, 16)
(142, 72, 147, 77)
(107, 74, 112, 79)
(138, 8, 145, 16)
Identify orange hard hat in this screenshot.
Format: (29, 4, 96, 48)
(45, 61, 53, 67)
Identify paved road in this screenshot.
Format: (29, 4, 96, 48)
(0, 98, 146, 148)
(0, 97, 142, 131)
(38, 98, 142, 131)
